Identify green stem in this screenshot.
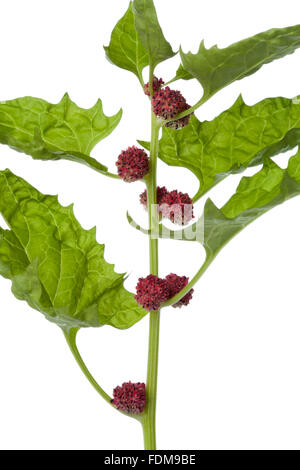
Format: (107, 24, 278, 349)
(162, 255, 214, 308)
(63, 327, 113, 405)
(142, 108, 161, 450)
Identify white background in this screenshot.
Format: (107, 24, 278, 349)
(0, 0, 300, 450)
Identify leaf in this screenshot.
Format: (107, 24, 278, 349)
(180, 25, 300, 102)
(0, 170, 146, 330)
(104, 2, 148, 85)
(0, 94, 122, 175)
(168, 64, 194, 85)
(132, 0, 176, 69)
(141, 95, 300, 201)
(0, 229, 28, 279)
(159, 151, 300, 259)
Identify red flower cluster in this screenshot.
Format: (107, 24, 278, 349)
(140, 186, 194, 225)
(152, 87, 192, 129)
(144, 76, 164, 96)
(139, 185, 168, 207)
(116, 146, 149, 182)
(112, 382, 146, 414)
(166, 106, 192, 130)
(135, 273, 194, 311)
(135, 274, 169, 311)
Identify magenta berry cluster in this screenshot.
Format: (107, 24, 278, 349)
(135, 273, 194, 311)
(152, 86, 192, 129)
(111, 382, 146, 415)
(165, 273, 194, 308)
(140, 186, 194, 225)
(144, 76, 165, 96)
(116, 146, 149, 182)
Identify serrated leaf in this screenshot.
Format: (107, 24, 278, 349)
(0, 170, 146, 330)
(104, 2, 148, 85)
(132, 0, 176, 69)
(180, 25, 300, 102)
(0, 94, 122, 175)
(150, 95, 300, 201)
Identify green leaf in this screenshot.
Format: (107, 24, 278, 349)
(0, 94, 122, 175)
(180, 25, 300, 102)
(160, 151, 300, 259)
(145, 95, 300, 201)
(104, 2, 148, 86)
(132, 0, 176, 69)
(0, 229, 28, 279)
(0, 170, 146, 330)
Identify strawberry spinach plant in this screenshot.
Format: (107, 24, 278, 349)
(1, 0, 300, 450)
